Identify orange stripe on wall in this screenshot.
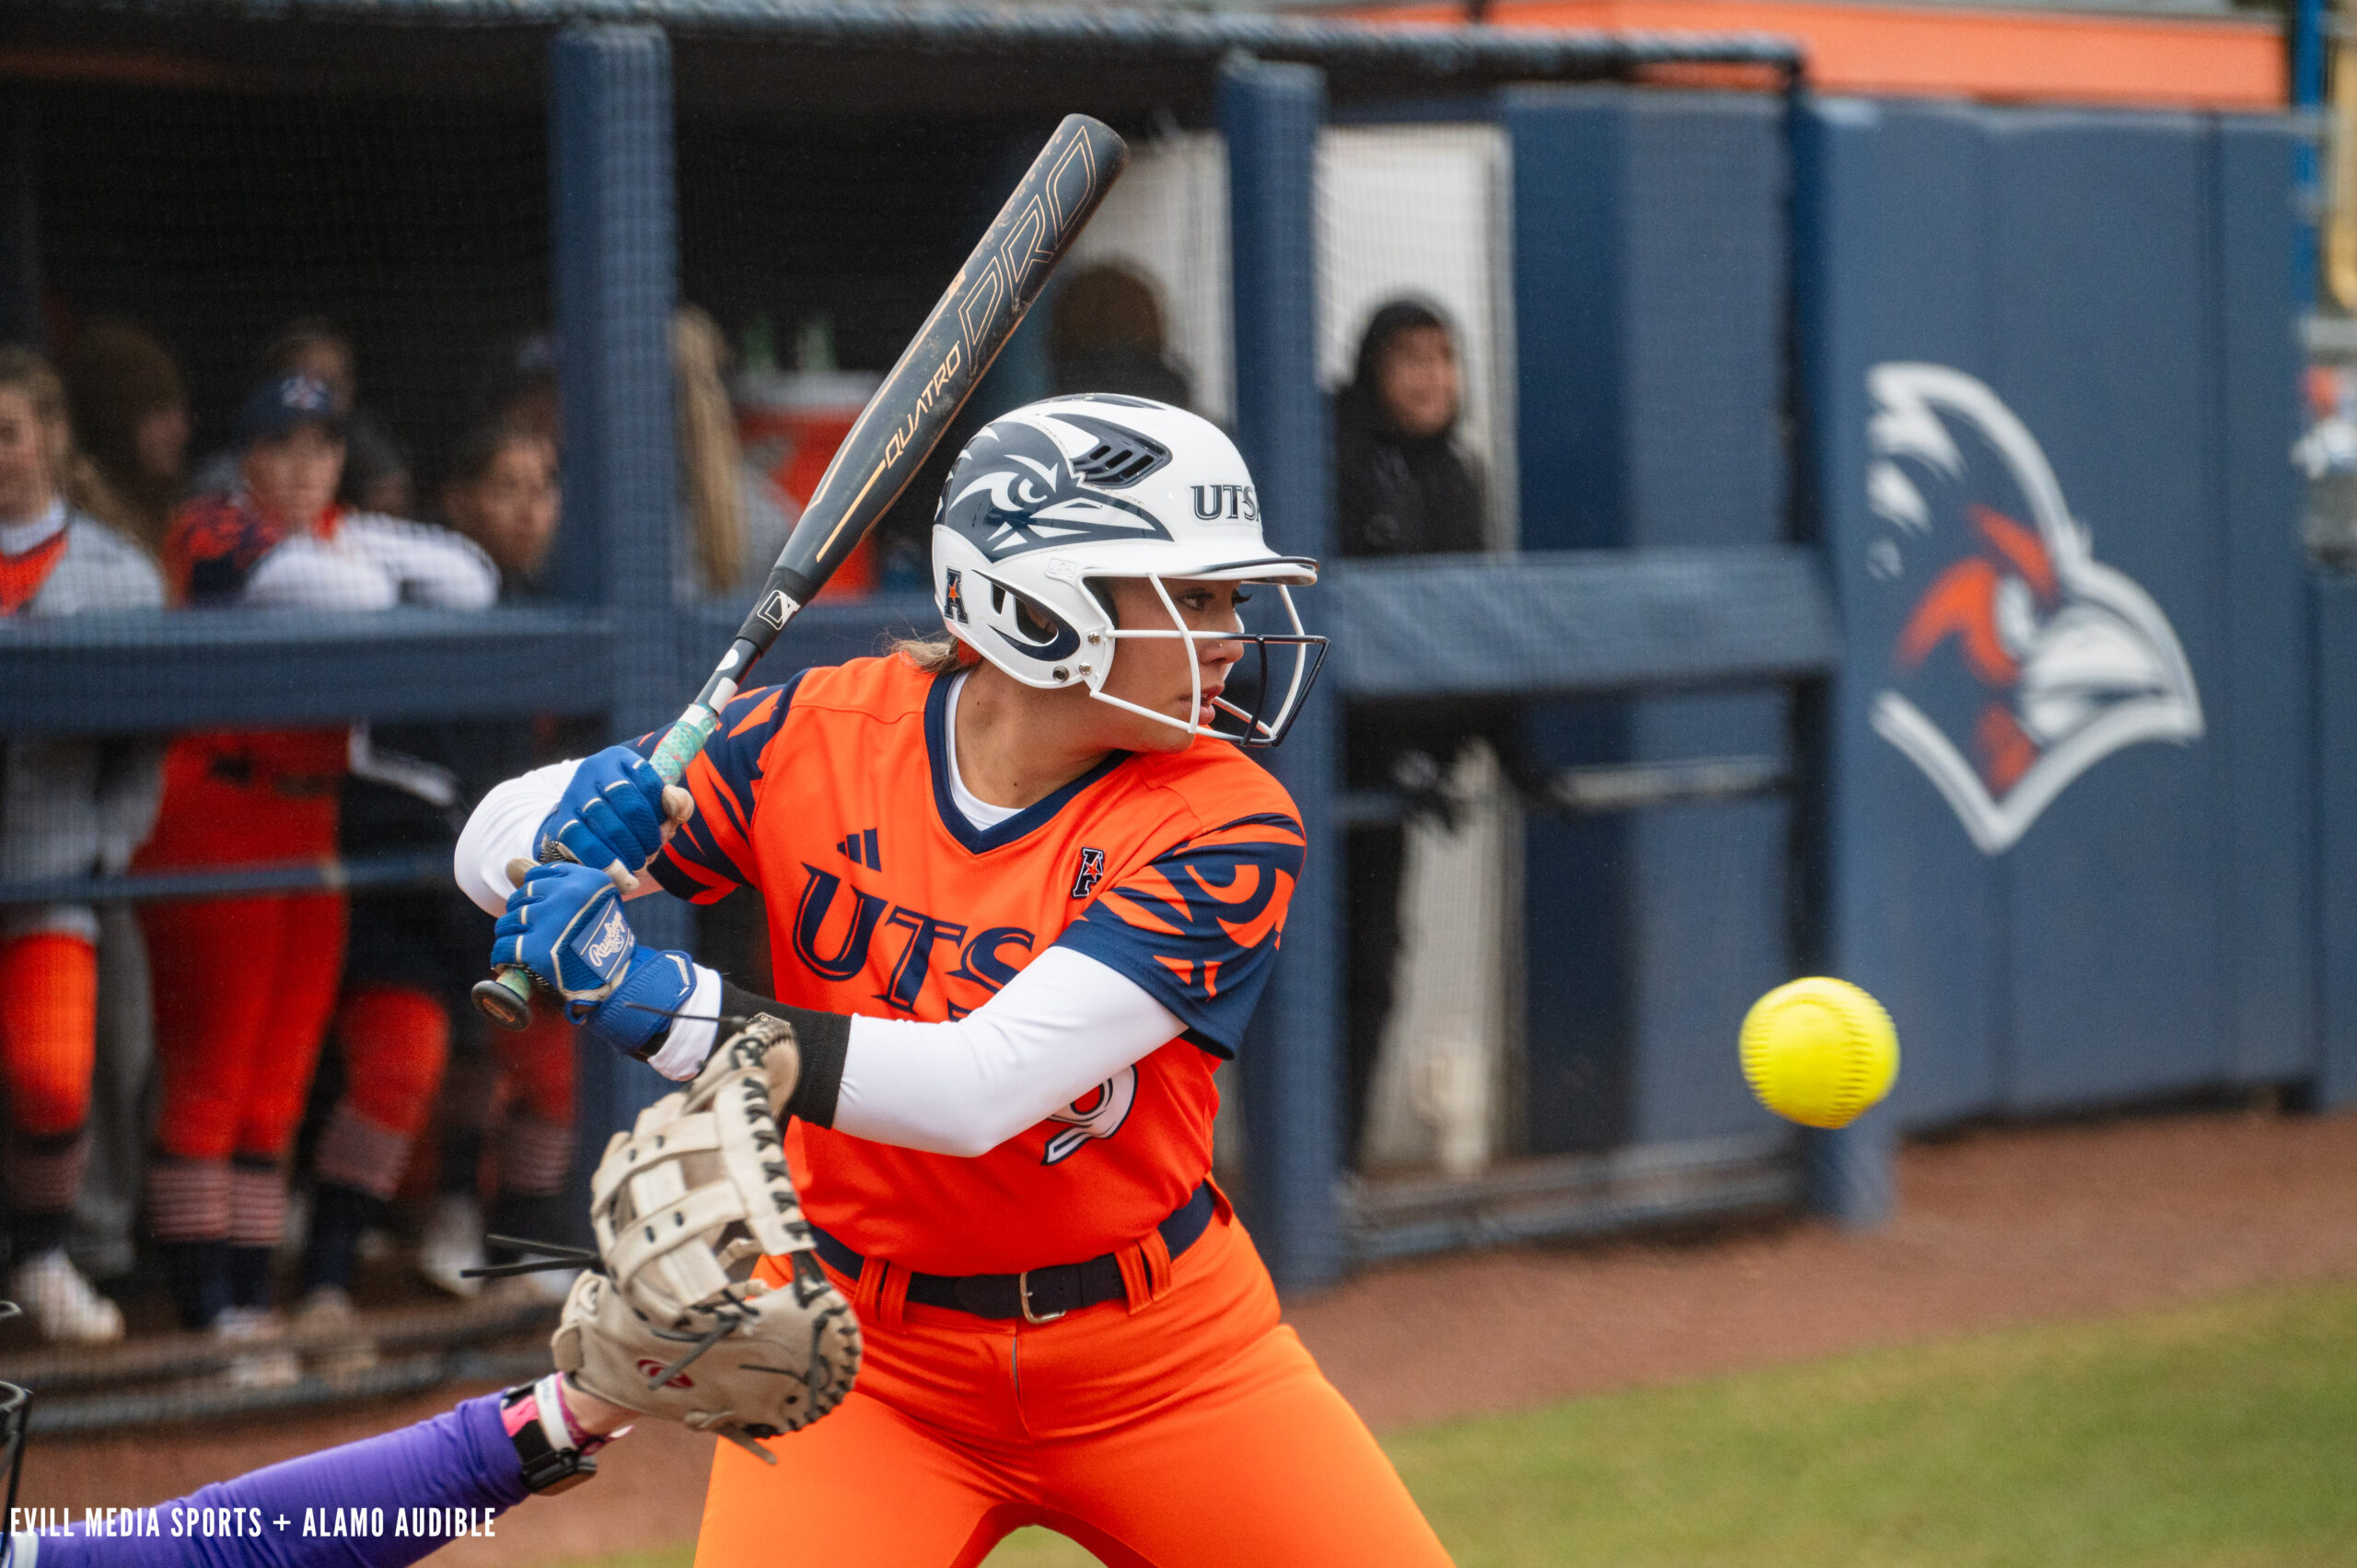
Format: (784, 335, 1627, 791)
(1373, 0, 2284, 110)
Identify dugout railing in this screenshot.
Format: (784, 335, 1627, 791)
(0, 2, 1840, 1410)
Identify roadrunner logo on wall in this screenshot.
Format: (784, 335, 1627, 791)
(1864, 363, 2202, 855)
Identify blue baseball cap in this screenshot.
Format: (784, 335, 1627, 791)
(235, 373, 344, 446)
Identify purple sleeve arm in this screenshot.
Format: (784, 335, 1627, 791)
(24, 1394, 528, 1568)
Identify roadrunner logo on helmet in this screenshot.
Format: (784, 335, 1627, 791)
(933, 395, 1327, 747)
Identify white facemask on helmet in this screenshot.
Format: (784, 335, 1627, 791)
(931, 394, 1327, 747)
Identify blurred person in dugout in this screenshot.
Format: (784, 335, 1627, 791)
(53, 319, 190, 1288)
(0, 348, 167, 1342)
(670, 306, 808, 996)
(674, 304, 797, 598)
(1050, 264, 1194, 408)
(137, 373, 494, 1352)
(59, 318, 192, 556)
(455, 314, 792, 596)
(303, 420, 581, 1318)
(192, 317, 414, 517)
(1333, 299, 1522, 1157)
(467, 332, 560, 448)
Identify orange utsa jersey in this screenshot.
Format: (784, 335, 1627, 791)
(640, 654, 1304, 1276)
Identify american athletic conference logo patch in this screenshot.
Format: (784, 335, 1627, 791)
(1864, 364, 2202, 855)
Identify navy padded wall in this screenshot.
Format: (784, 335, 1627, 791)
(1812, 99, 2306, 1126)
(1510, 85, 1631, 1154)
(1224, 58, 1344, 1287)
(1519, 708, 1634, 1156)
(2212, 119, 2313, 1085)
(1983, 111, 2229, 1109)
(1510, 87, 1794, 1148)
(1510, 87, 1626, 552)
(2316, 576, 2357, 1108)
(1618, 92, 1788, 552)
(1608, 90, 1793, 1146)
(1625, 703, 1793, 1144)
(1814, 101, 2011, 1126)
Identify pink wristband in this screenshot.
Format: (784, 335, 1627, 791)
(501, 1374, 616, 1455)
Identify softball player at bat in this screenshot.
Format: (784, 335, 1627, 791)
(457, 397, 1454, 1566)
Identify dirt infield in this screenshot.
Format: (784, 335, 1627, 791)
(23, 1105, 2357, 1567)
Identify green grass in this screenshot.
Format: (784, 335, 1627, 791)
(583, 1281, 2357, 1568)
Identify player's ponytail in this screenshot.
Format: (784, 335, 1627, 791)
(889, 632, 980, 675)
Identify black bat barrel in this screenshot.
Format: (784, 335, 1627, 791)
(730, 113, 1131, 657)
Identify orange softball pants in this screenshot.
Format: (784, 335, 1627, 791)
(322, 984, 575, 1200)
(0, 933, 98, 1136)
(694, 1199, 1453, 1568)
(142, 890, 345, 1163)
(137, 735, 348, 1167)
(496, 1002, 576, 1127)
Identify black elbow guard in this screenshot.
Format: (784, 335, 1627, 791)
(717, 977, 848, 1128)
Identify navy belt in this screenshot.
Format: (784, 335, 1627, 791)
(809, 1182, 1216, 1323)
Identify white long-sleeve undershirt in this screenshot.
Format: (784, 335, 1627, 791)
(656, 945, 1181, 1156)
(454, 758, 574, 915)
(452, 752, 1187, 1157)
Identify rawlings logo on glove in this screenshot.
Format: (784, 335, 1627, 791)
(552, 1015, 862, 1458)
(577, 903, 633, 971)
(492, 861, 639, 1009)
(488, 856, 702, 1061)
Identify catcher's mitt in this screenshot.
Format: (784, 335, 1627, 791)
(552, 1014, 862, 1459)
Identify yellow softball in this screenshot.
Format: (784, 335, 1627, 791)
(1738, 978, 1898, 1129)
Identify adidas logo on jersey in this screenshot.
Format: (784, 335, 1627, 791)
(836, 828, 882, 871)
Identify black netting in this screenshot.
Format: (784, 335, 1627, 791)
(1, 70, 569, 1377)
(34, 82, 549, 499)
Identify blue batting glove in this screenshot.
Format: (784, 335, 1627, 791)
(535, 746, 677, 881)
(576, 946, 699, 1063)
(489, 861, 699, 1059)
(492, 860, 638, 1008)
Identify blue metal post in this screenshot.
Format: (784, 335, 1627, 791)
(1223, 57, 1342, 1290)
(550, 24, 686, 1174)
(1805, 1108, 1895, 1225)
(2315, 575, 2357, 1109)
(550, 24, 678, 632)
(1791, 98, 1896, 1228)
(2294, 0, 2323, 312)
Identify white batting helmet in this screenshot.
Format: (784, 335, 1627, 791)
(931, 394, 1326, 746)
